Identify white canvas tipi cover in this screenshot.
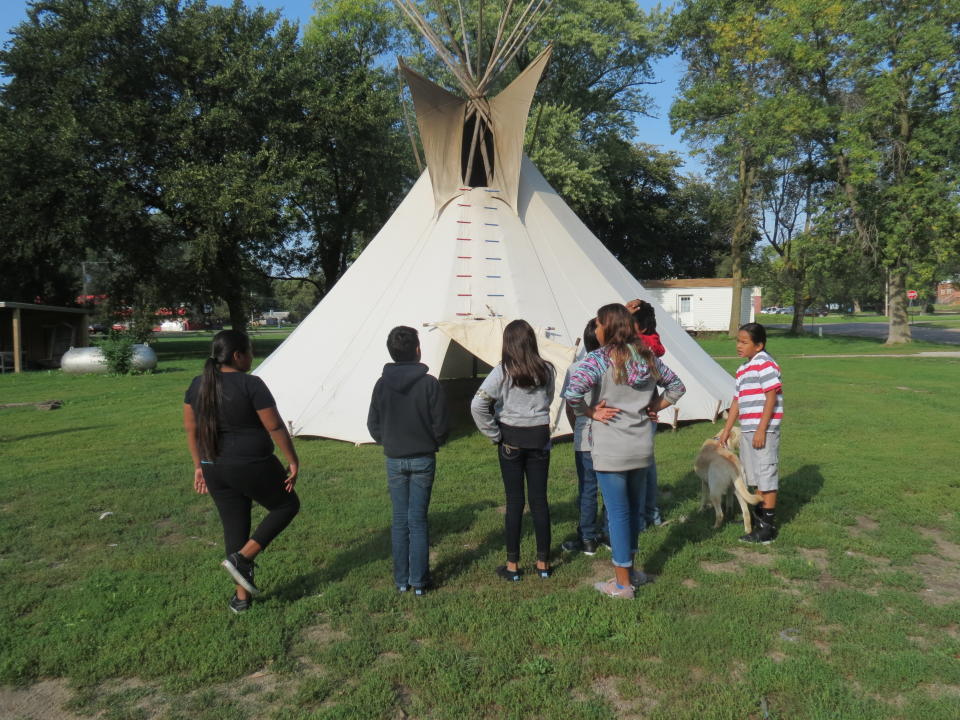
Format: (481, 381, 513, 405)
(254, 157, 734, 443)
(254, 10, 734, 442)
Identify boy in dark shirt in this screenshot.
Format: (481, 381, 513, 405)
(367, 326, 448, 596)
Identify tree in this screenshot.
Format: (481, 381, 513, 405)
(671, 0, 771, 336)
(282, 0, 414, 298)
(155, 1, 306, 329)
(0, 0, 174, 305)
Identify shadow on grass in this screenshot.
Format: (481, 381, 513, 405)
(6, 425, 110, 442)
(644, 464, 824, 574)
(269, 501, 497, 601)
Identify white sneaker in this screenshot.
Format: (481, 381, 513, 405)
(593, 579, 635, 599)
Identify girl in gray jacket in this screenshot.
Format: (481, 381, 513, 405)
(471, 320, 555, 581)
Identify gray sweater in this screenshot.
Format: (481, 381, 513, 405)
(564, 347, 685, 472)
(470, 363, 555, 443)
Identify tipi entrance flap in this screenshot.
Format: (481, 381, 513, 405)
(431, 318, 576, 436)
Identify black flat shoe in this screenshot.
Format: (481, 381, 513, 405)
(495, 565, 522, 582)
(531, 565, 552, 579)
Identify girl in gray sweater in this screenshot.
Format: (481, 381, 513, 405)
(471, 320, 555, 581)
(564, 304, 685, 598)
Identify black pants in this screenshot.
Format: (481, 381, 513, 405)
(202, 455, 300, 555)
(498, 444, 551, 563)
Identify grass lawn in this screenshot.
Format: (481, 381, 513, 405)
(1, 333, 959, 719)
(757, 312, 960, 330)
(695, 329, 955, 358)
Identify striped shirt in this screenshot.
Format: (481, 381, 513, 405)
(735, 350, 783, 430)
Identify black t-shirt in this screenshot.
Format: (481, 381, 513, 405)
(185, 372, 277, 464)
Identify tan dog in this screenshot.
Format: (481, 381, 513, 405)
(694, 427, 763, 532)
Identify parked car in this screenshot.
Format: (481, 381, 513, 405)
(761, 306, 780, 314)
(778, 306, 794, 315)
(804, 306, 829, 317)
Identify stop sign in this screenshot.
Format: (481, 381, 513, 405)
(907, 290, 918, 299)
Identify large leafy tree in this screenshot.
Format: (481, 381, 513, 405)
(154, 0, 306, 328)
(0, 0, 311, 328)
(280, 0, 414, 298)
(0, 0, 175, 305)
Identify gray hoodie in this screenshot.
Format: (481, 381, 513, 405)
(470, 363, 555, 443)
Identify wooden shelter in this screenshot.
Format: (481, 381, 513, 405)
(0, 302, 90, 373)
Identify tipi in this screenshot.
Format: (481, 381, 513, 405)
(254, 0, 735, 443)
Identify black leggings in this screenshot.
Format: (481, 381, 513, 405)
(202, 456, 300, 556)
(498, 444, 551, 563)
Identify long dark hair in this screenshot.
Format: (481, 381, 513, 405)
(597, 304, 657, 384)
(501, 319, 553, 389)
(197, 329, 251, 460)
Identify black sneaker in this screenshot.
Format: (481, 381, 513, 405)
(740, 518, 778, 544)
(229, 593, 252, 614)
(397, 584, 410, 593)
(561, 539, 582, 553)
(413, 586, 428, 597)
(222, 552, 259, 595)
(531, 564, 552, 579)
(582, 538, 599, 556)
(495, 565, 522, 582)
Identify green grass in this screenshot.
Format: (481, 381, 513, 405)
(696, 328, 955, 358)
(1, 334, 959, 719)
(758, 311, 960, 329)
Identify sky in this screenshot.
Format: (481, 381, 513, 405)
(0, 0, 703, 174)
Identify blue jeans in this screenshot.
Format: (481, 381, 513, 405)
(646, 424, 661, 526)
(386, 454, 435, 588)
(574, 451, 600, 541)
(596, 467, 651, 567)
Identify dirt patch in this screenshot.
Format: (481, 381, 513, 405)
(701, 547, 775, 574)
(913, 554, 960, 606)
(494, 505, 507, 515)
(302, 623, 349, 647)
(798, 548, 829, 571)
(918, 528, 960, 561)
(767, 651, 787, 663)
(0, 679, 87, 720)
(588, 676, 659, 718)
(848, 515, 879, 537)
(842, 550, 891, 566)
(681, 578, 698, 589)
(924, 683, 960, 699)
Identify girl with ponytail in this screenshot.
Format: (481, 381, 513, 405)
(564, 304, 685, 599)
(183, 330, 300, 613)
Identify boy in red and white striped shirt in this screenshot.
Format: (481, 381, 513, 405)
(718, 323, 783, 543)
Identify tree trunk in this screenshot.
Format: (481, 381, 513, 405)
(853, 298, 861, 313)
(227, 300, 249, 332)
(790, 278, 806, 335)
(886, 269, 911, 344)
(728, 149, 755, 338)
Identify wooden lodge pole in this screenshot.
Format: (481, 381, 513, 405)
(12, 307, 22, 373)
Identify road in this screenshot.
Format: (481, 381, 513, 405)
(766, 321, 960, 345)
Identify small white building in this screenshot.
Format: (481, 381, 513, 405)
(643, 279, 761, 332)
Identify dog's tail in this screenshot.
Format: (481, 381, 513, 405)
(733, 466, 763, 504)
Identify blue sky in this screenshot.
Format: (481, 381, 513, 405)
(0, 0, 703, 174)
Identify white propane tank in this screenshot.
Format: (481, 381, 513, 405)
(61, 344, 158, 374)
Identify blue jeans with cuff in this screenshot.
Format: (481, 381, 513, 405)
(596, 467, 651, 567)
(386, 454, 436, 589)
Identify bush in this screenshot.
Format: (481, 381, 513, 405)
(97, 330, 136, 374)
